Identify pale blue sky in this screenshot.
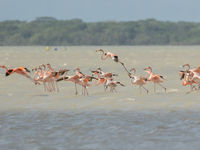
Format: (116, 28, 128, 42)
(0, 0, 200, 22)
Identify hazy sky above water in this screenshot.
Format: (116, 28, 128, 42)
(0, 0, 200, 22)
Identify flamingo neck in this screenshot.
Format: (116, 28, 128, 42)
(0, 66, 8, 71)
(145, 70, 152, 74)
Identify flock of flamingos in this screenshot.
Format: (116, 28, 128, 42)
(0, 49, 200, 95)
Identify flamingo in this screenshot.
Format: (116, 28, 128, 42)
(144, 66, 166, 93)
(57, 75, 81, 95)
(79, 75, 97, 96)
(179, 70, 195, 93)
(91, 67, 119, 92)
(91, 70, 107, 91)
(0, 65, 36, 83)
(129, 67, 149, 94)
(73, 67, 86, 94)
(45, 64, 69, 92)
(180, 64, 200, 92)
(96, 67, 118, 78)
(35, 66, 54, 92)
(96, 49, 131, 77)
(74, 68, 85, 77)
(105, 78, 125, 93)
(33, 64, 65, 92)
(51, 69, 70, 92)
(41, 64, 56, 92)
(57, 72, 98, 96)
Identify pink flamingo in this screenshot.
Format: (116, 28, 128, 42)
(96, 49, 131, 77)
(129, 67, 149, 94)
(144, 66, 166, 93)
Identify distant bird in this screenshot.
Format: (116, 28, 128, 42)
(144, 66, 166, 93)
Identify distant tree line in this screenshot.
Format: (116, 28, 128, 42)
(1, 17, 200, 45)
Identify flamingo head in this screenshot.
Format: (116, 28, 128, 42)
(179, 71, 185, 80)
(130, 67, 136, 74)
(117, 82, 125, 86)
(97, 67, 102, 71)
(96, 49, 104, 53)
(73, 68, 80, 72)
(87, 76, 98, 81)
(59, 69, 70, 75)
(91, 70, 100, 76)
(32, 68, 36, 71)
(40, 64, 46, 69)
(144, 66, 152, 72)
(182, 64, 190, 71)
(46, 63, 51, 68)
(38, 67, 42, 71)
(0, 65, 8, 70)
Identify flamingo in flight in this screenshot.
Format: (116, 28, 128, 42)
(96, 49, 131, 77)
(0, 65, 36, 83)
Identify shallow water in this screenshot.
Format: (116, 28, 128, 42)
(0, 46, 200, 150)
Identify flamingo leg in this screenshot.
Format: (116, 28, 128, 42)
(139, 86, 142, 94)
(142, 85, 149, 94)
(103, 84, 107, 92)
(114, 87, 117, 93)
(48, 81, 52, 92)
(81, 86, 83, 95)
(51, 80, 56, 92)
(119, 61, 131, 77)
(158, 83, 166, 93)
(75, 83, 78, 95)
(110, 86, 113, 92)
(85, 86, 89, 96)
(44, 82, 48, 92)
(104, 85, 108, 92)
(186, 85, 193, 94)
(55, 81, 59, 92)
(154, 83, 156, 93)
